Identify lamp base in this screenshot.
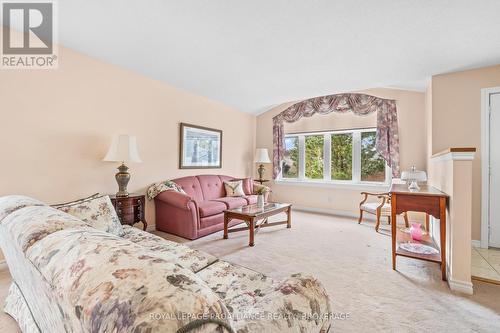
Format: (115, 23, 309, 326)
(258, 164, 265, 181)
(408, 180, 420, 191)
(115, 163, 130, 197)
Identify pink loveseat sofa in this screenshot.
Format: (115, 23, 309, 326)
(155, 175, 267, 239)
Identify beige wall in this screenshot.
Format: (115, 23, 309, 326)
(431, 65, 500, 240)
(428, 153, 475, 292)
(0, 45, 256, 234)
(425, 82, 433, 171)
(256, 88, 427, 217)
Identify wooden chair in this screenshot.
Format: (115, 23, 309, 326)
(358, 192, 409, 232)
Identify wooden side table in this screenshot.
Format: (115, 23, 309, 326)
(109, 194, 147, 231)
(390, 184, 448, 280)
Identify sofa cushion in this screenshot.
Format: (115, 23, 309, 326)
(1, 206, 92, 252)
(197, 260, 272, 303)
(121, 225, 217, 273)
(56, 195, 125, 236)
(243, 195, 258, 205)
(25, 228, 232, 332)
(197, 260, 332, 333)
(213, 197, 248, 209)
(241, 178, 253, 195)
(171, 176, 205, 201)
(197, 200, 227, 217)
(361, 202, 391, 214)
(200, 213, 225, 229)
(197, 175, 225, 200)
(0, 195, 45, 223)
(236, 178, 253, 195)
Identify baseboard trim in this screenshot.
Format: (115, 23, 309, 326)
(446, 264, 473, 295)
(472, 275, 500, 286)
(448, 278, 474, 295)
(293, 205, 377, 221)
(471, 240, 481, 248)
(0, 260, 7, 272)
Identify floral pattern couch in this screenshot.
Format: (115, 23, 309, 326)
(0, 195, 332, 333)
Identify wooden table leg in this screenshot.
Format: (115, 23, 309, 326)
(286, 207, 292, 228)
(223, 215, 229, 239)
(391, 194, 397, 271)
(249, 218, 255, 246)
(439, 198, 447, 281)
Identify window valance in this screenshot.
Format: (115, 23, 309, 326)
(272, 93, 400, 179)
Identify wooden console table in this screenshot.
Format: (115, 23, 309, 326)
(390, 184, 448, 280)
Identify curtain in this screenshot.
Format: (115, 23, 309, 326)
(272, 93, 400, 179)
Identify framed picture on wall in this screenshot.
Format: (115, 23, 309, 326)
(179, 123, 222, 169)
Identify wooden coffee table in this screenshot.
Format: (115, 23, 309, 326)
(223, 202, 291, 246)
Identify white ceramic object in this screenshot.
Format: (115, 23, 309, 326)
(257, 194, 265, 207)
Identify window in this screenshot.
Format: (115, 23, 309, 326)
(361, 131, 386, 182)
(331, 133, 352, 180)
(305, 135, 324, 179)
(282, 136, 299, 178)
(280, 128, 389, 185)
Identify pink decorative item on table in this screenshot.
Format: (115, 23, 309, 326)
(410, 223, 423, 241)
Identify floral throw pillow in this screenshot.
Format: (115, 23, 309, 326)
(224, 180, 245, 197)
(57, 195, 124, 236)
(147, 180, 187, 200)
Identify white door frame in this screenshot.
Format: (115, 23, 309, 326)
(481, 86, 500, 248)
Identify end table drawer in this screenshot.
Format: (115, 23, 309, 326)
(110, 194, 147, 230)
(117, 205, 133, 215)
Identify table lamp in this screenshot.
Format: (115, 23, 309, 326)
(401, 166, 427, 191)
(103, 135, 142, 197)
(254, 148, 271, 182)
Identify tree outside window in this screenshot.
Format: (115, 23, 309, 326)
(281, 129, 388, 184)
(361, 132, 386, 182)
(331, 133, 352, 180)
(282, 136, 299, 178)
(305, 135, 324, 179)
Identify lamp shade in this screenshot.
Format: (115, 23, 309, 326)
(103, 135, 142, 163)
(254, 148, 271, 163)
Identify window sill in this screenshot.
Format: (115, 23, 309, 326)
(274, 179, 391, 191)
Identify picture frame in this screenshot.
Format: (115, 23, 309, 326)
(179, 123, 222, 169)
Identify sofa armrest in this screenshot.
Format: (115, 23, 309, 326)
(176, 319, 234, 333)
(268, 274, 332, 332)
(154, 191, 195, 210)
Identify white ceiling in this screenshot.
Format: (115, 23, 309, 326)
(21, 1, 500, 113)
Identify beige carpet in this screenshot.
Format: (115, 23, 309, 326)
(159, 211, 500, 332)
(1, 211, 499, 332)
